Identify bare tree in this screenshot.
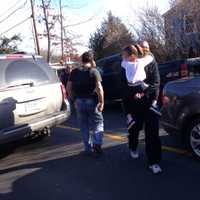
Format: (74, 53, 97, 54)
(38, 0, 98, 62)
(169, 0, 181, 7)
(132, 6, 169, 62)
(165, 0, 200, 59)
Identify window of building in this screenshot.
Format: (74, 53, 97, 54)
(184, 15, 196, 34)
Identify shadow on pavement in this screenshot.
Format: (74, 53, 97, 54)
(0, 126, 83, 158)
(0, 143, 200, 200)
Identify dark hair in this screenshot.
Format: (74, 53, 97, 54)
(123, 45, 138, 57)
(134, 44, 144, 58)
(81, 51, 94, 64)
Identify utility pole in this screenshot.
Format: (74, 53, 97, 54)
(59, 0, 64, 61)
(30, 0, 40, 55)
(41, 0, 51, 63)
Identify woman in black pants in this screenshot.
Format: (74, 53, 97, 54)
(121, 44, 162, 174)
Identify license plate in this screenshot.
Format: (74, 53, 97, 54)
(24, 100, 43, 113)
(17, 99, 46, 116)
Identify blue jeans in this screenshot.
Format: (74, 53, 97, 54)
(75, 98, 104, 151)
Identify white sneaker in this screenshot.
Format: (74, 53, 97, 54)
(130, 150, 139, 159)
(149, 164, 162, 174)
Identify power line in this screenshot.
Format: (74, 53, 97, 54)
(63, 6, 104, 28)
(0, 16, 31, 35)
(63, 15, 96, 28)
(0, 0, 23, 18)
(62, 2, 89, 10)
(0, 0, 28, 24)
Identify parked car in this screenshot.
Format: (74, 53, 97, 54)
(0, 54, 70, 145)
(96, 54, 200, 102)
(161, 76, 200, 160)
(96, 54, 122, 101)
(159, 57, 200, 98)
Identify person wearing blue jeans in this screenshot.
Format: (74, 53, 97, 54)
(76, 98, 104, 152)
(67, 51, 104, 154)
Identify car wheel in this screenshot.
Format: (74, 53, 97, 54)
(186, 119, 200, 160)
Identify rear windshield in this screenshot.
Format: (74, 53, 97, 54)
(187, 58, 200, 77)
(96, 55, 122, 75)
(0, 57, 59, 88)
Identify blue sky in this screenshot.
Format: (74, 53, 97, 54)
(0, 0, 170, 54)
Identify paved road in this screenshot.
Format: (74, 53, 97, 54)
(0, 104, 199, 200)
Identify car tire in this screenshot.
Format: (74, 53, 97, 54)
(186, 118, 200, 160)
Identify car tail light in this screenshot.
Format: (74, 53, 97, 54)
(180, 63, 188, 78)
(60, 84, 67, 100)
(162, 96, 170, 106)
(162, 91, 170, 106)
(172, 96, 177, 105)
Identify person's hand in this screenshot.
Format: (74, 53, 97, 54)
(97, 102, 104, 112)
(152, 100, 157, 107)
(134, 93, 144, 99)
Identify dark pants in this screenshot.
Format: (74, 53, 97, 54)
(127, 97, 161, 165)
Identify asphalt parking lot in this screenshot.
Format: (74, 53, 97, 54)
(0, 103, 200, 200)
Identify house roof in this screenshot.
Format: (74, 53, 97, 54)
(163, 0, 186, 17)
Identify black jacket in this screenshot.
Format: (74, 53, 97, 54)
(144, 58, 160, 101)
(121, 58, 160, 114)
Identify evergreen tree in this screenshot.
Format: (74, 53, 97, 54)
(0, 35, 22, 54)
(89, 11, 134, 59)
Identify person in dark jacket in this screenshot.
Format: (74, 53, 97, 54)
(67, 52, 104, 155)
(60, 64, 73, 88)
(121, 43, 162, 174)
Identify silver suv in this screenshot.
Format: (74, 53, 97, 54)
(0, 54, 70, 144)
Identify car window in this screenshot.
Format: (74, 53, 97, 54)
(189, 65, 200, 77)
(5, 59, 49, 85)
(0, 58, 59, 88)
(35, 58, 59, 81)
(101, 60, 121, 74)
(96, 54, 122, 75)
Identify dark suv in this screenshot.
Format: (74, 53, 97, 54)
(96, 54, 123, 101)
(96, 54, 200, 101)
(161, 76, 200, 160)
